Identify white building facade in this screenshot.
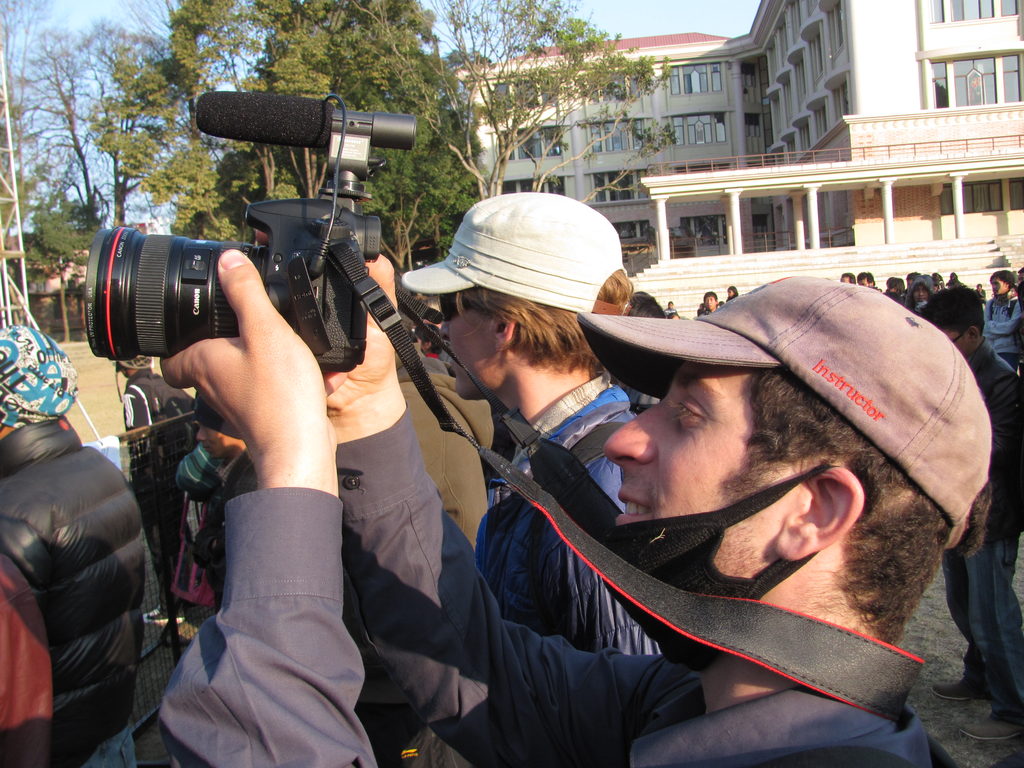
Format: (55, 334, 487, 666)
(495, 0, 1024, 264)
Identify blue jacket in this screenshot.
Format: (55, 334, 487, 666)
(475, 386, 659, 654)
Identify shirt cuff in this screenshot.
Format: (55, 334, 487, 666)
(335, 410, 429, 521)
(222, 488, 344, 605)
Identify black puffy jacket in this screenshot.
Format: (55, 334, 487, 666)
(0, 419, 145, 768)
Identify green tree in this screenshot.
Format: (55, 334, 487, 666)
(24, 197, 93, 341)
(90, 26, 176, 225)
(373, 0, 666, 200)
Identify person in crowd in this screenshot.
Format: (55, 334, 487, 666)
(116, 355, 193, 430)
(932, 273, 946, 292)
(620, 291, 665, 413)
(0, 553, 52, 766)
(921, 286, 1024, 741)
(401, 192, 655, 655)
(921, 287, 1024, 740)
(627, 291, 663, 319)
(948, 272, 963, 289)
(397, 357, 493, 546)
(857, 271, 878, 289)
(0, 327, 144, 768)
(175, 397, 253, 608)
(160, 260, 990, 767)
(905, 274, 935, 314)
(985, 269, 1021, 371)
(696, 291, 719, 317)
(726, 285, 739, 301)
(885, 276, 906, 303)
(663, 300, 679, 319)
(840, 272, 856, 283)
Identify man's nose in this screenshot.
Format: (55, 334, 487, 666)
(603, 414, 656, 465)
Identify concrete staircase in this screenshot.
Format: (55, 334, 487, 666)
(631, 236, 1024, 318)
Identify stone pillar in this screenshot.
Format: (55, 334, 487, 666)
(806, 185, 821, 250)
(880, 178, 896, 245)
(655, 197, 671, 262)
(730, 61, 746, 159)
(790, 191, 806, 251)
(726, 189, 744, 255)
(951, 173, 967, 239)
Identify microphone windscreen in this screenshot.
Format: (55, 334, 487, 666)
(196, 92, 332, 148)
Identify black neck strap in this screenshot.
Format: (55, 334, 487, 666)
(335, 252, 922, 721)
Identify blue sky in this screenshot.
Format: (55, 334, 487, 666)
(50, 0, 762, 41)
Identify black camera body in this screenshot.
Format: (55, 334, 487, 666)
(85, 93, 416, 372)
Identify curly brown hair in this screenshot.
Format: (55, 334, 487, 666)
(739, 368, 988, 643)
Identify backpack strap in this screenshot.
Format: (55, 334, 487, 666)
(565, 421, 623, 466)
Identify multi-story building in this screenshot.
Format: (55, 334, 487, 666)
(494, 0, 1024, 265)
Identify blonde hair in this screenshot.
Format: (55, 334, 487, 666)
(453, 270, 631, 376)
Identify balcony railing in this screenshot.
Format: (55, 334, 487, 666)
(646, 134, 1024, 177)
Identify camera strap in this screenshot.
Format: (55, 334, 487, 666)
(329, 249, 922, 722)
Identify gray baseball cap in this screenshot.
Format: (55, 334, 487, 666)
(578, 277, 990, 544)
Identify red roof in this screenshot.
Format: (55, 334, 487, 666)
(614, 33, 729, 49)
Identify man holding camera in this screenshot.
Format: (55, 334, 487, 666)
(159, 248, 990, 767)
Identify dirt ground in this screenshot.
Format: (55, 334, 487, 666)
(57, 341, 1024, 767)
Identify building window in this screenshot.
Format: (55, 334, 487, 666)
(809, 34, 824, 80)
(798, 122, 811, 148)
(828, 3, 846, 52)
(831, 80, 850, 117)
(935, 55, 1021, 106)
(742, 62, 757, 89)
(813, 106, 828, 136)
(516, 128, 563, 160)
(794, 59, 807, 102)
(682, 113, 727, 144)
(589, 120, 645, 153)
(933, 62, 950, 108)
(940, 180, 1003, 213)
(953, 0, 995, 19)
(954, 57, 997, 105)
(591, 172, 645, 202)
(1005, 55, 1021, 102)
(502, 177, 565, 195)
(672, 114, 727, 144)
(613, 220, 652, 239)
(670, 62, 723, 95)
(745, 113, 762, 137)
(1010, 179, 1024, 209)
(935, 0, 1018, 19)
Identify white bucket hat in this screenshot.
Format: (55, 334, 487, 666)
(401, 193, 624, 313)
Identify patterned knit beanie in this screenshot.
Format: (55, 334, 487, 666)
(0, 326, 78, 429)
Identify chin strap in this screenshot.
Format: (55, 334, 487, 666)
(341, 259, 922, 722)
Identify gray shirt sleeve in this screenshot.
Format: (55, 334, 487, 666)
(339, 413, 692, 768)
(159, 488, 374, 768)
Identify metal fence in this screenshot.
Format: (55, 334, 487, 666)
(117, 412, 215, 747)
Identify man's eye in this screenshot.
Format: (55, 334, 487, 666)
(668, 400, 696, 421)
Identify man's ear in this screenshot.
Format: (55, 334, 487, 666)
(776, 467, 865, 561)
(493, 319, 516, 349)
